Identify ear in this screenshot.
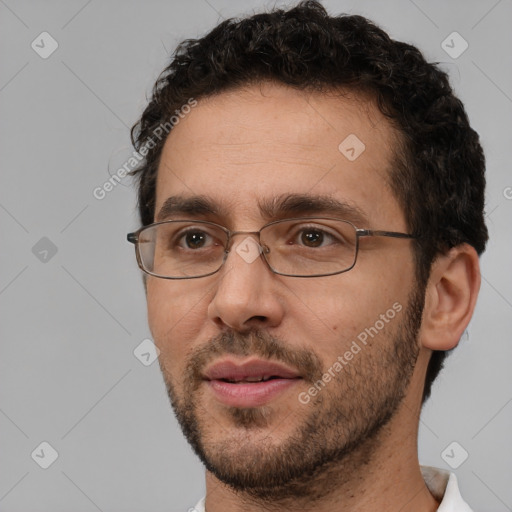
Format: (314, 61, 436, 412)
(420, 244, 481, 351)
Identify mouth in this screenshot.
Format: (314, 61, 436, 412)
(202, 358, 302, 407)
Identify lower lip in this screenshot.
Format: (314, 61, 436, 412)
(206, 378, 301, 407)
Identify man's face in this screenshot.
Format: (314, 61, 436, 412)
(147, 83, 422, 499)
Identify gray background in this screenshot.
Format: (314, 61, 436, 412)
(0, 0, 511, 510)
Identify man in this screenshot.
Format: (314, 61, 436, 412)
(127, 2, 487, 510)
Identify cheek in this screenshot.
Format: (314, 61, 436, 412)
(287, 269, 411, 358)
(146, 280, 206, 369)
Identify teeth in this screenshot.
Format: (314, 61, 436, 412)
(225, 376, 274, 383)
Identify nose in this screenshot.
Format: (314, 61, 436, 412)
(207, 236, 285, 332)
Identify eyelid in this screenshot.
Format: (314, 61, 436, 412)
(285, 219, 344, 233)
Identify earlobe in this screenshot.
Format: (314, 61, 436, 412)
(420, 244, 481, 351)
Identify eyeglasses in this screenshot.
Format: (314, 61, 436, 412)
(127, 217, 417, 279)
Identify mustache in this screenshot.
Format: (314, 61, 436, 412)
(184, 329, 324, 388)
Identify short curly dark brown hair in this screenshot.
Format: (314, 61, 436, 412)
(129, 0, 488, 403)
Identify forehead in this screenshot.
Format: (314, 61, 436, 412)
(154, 82, 404, 229)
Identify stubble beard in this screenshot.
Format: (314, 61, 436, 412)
(158, 287, 424, 504)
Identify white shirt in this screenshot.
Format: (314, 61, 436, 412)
(188, 466, 473, 511)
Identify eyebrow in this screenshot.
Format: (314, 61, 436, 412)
(156, 195, 228, 222)
(156, 193, 370, 226)
(258, 193, 370, 225)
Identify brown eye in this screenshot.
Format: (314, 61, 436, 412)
(300, 230, 324, 247)
(184, 231, 207, 249)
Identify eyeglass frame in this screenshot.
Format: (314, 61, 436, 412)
(127, 217, 418, 279)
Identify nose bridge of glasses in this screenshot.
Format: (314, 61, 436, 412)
(226, 229, 264, 250)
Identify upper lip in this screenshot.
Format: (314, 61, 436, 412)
(203, 358, 301, 381)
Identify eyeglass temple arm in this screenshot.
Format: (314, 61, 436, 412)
(127, 233, 138, 244)
(357, 229, 418, 239)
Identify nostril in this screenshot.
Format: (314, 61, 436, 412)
(250, 315, 268, 323)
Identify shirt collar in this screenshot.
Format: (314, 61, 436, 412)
(421, 466, 474, 511)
